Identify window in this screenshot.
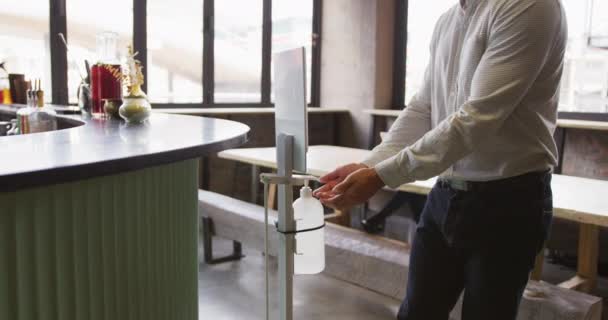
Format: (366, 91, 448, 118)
(147, 0, 203, 103)
(588, 0, 608, 48)
(66, 0, 133, 104)
(404, 0, 454, 104)
(559, 0, 608, 113)
(41, 0, 318, 107)
(214, 0, 264, 103)
(403, 0, 608, 113)
(0, 1, 52, 101)
(272, 0, 314, 103)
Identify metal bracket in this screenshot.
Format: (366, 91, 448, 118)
(260, 173, 318, 186)
(201, 217, 244, 264)
(361, 192, 426, 233)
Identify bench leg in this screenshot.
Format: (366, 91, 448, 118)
(201, 217, 244, 264)
(558, 223, 599, 293)
(530, 246, 545, 281)
(268, 183, 277, 210)
(361, 192, 409, 233)
(325, 209, 350, 226)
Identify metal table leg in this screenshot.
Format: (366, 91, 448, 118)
(251, 165, 260, 203)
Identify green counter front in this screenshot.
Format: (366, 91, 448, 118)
(0, 159, 199, 320)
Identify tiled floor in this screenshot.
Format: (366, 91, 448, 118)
(199, 237, 607, 320)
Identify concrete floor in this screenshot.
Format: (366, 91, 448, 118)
(541, 260, 608, 320)
(199, 237, 607, 320)
(198, 238, 401, 320)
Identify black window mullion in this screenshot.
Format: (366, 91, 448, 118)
(203, 0, 215, 105)
(261, 0, 272, 105)
(310, 0, 322, 107)
(50, 0, 68, 105)
(392, 0, 407, 109)
(133, 0, 148, 93)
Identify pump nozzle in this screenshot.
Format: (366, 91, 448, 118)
(259, 173, 318, 186)
(300, 184, 313, 198)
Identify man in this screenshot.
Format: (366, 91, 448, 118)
(314, 0, 567, 319)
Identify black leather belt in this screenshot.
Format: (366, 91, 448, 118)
(437, 170, 551, 192)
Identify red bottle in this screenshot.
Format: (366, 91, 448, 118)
(90, 32, 122, 117)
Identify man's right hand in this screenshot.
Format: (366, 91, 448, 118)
(313, 163, 368, 199)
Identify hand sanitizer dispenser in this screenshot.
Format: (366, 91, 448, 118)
(293, 181, 325, 275)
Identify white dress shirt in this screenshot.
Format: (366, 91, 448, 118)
(362, 0, 567, 188)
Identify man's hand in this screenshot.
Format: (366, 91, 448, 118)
(313, 163, 368, 198)
(314, 165, 385, 212)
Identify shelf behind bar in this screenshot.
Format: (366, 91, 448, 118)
(152, 107, 349, 115)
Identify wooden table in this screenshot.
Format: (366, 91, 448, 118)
(556, 119, 608, 131)
(219, 145, 608, 293)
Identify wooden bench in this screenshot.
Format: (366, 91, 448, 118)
(198, 190, 603, 319)
(198, 189, 409, 298)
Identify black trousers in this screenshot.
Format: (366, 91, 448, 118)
(398, 171, 553, 320)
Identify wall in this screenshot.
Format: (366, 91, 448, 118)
(562, 129, 608, 178)
(320, 0, 395, 148)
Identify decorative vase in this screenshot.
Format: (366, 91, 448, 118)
(118, 94, 151, 123)
(118, 46, 151, 124)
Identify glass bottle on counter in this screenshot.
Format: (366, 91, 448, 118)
(17, 80, 57, 134)
(16, 89, 36, 134)
(0, 62, 12, 104)
(90, 32, 122, 118)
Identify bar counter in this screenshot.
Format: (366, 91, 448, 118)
(0, 104, 249, 191)
(0, 104, 249, 320)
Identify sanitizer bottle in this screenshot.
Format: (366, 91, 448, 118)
(293, 182, 325, 274)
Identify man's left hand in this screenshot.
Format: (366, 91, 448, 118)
(316, 167, 385, 212)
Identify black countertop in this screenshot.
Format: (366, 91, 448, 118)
(0, 105, 249, 192)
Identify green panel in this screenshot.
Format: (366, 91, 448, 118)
(0, 160, 199, 320)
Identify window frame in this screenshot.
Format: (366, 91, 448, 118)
(50, 0, 69, 105)
(391, 0, 407, 110)
(49, 0, 320, 108)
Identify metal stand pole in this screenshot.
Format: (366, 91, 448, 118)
(276, 134, 295, 320)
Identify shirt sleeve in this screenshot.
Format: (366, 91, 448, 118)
(373, 0, 564, 188)
(361, 66, 433, 168)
